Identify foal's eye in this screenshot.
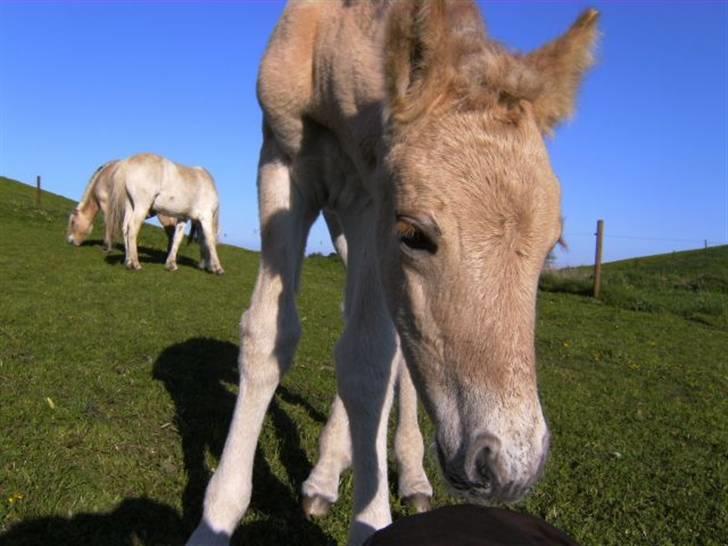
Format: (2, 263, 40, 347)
(396, 217, 438, 255)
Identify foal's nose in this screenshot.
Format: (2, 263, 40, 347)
(466, 432, 502, 490)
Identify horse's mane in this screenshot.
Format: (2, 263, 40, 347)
(77, 160, 117, 210)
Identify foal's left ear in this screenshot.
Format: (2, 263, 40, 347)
(522, 9, 600, 135)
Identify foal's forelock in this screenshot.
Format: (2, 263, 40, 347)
(386, 2, 599, 136)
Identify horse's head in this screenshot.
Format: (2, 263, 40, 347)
(66, 208, 93, 245)
(377, 1, 598, 504)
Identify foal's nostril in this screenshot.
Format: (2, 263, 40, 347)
(467, 433, 502, 486)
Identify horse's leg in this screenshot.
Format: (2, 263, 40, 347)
(186, 136, 316, 546)
(198, 215, 224, 275)
(99, 200, 113, 252)
(394, 356, 433, 513)
(303, 352, 432, 520)
(164, 221, 186, 271)
(162, 218, 177, 257)
(302, 393, 352, 518)
(323, 209, 348, 263)
(302, 210, 352, 518)
(336, 217, 398, 546)
(103, 218, 113, 253)
(122, 202, 147, 270)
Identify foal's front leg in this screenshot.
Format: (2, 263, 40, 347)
(394, 358, 432, 512)
(186, 138, 314, 546)
(335, 227, 400, 545)
(302, 352, 432, 519)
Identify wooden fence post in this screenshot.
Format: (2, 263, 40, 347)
(593, 219, 604, 298)
(36, 175, 42, 207)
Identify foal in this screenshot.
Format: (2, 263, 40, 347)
(188, 2, 598, 545)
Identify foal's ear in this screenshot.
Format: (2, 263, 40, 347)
(523, 9, 600, 135)
(385, 0, 480, 127)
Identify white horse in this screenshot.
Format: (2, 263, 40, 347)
(106, 153, 224, 274)
(67, 159, 193, 270)
(188, 2, 598, 545)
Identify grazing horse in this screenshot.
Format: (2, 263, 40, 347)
(187, 2, 598, 545)
(105, 153, 224, 274)
(67, 160, 182, 261)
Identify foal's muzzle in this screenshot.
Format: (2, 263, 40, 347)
(436, 429, 550, 504)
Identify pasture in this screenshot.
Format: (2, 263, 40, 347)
(0, 176, 726, 545)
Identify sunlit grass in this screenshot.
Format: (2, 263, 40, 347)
(1, 176, 726, 545)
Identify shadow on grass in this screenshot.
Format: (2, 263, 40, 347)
(0, 338, 334, 546)
(0, 498, 185, 546)
(102, 243, 200, 270)
(152, 337, 334, 545)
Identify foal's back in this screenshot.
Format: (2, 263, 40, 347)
(258, 0, 389, 164)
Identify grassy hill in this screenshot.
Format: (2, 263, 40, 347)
(0, 176, 726, 545)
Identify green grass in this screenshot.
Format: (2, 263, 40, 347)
(1, 176, 726, 545)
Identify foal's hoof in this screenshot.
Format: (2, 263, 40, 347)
(404, 493, 431, 513)
(126, 261, 142, 271)
(213, 267, 225, 276)
(165, 261, 178, 272)
(302, 495, 332, 520)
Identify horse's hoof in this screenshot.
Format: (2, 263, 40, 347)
(214, 267, 225, 275)
(404, 493, 431, 513)
(126, 262, 142, 271)
(302, 495, 332, 520)
(165, 262, 178, 272)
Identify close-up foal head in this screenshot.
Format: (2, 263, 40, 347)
(377, 2, 599, 503)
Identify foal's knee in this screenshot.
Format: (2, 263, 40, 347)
(238, 306, 301, 386)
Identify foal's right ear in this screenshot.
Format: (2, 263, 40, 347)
(522, 9, 600, 135)
(385, 0, 477, 127)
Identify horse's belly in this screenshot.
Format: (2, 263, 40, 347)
(153, 192, 194, 218)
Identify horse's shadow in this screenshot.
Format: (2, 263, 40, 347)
(0, 338, 335, 546)
(87, 240, 199, 270)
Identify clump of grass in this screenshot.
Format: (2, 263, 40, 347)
(539, 268, 593, 296)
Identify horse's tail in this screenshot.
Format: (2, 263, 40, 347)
(105, 161, 127, 243)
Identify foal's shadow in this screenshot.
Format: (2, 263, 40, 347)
(0, 339, 334, 546)
(152, 337, 335, 545)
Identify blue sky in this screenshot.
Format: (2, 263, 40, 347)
(1, 1, 726, 267)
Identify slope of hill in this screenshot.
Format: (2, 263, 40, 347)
(1, 177, 726, 546)
(541, 244, 728, 330)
